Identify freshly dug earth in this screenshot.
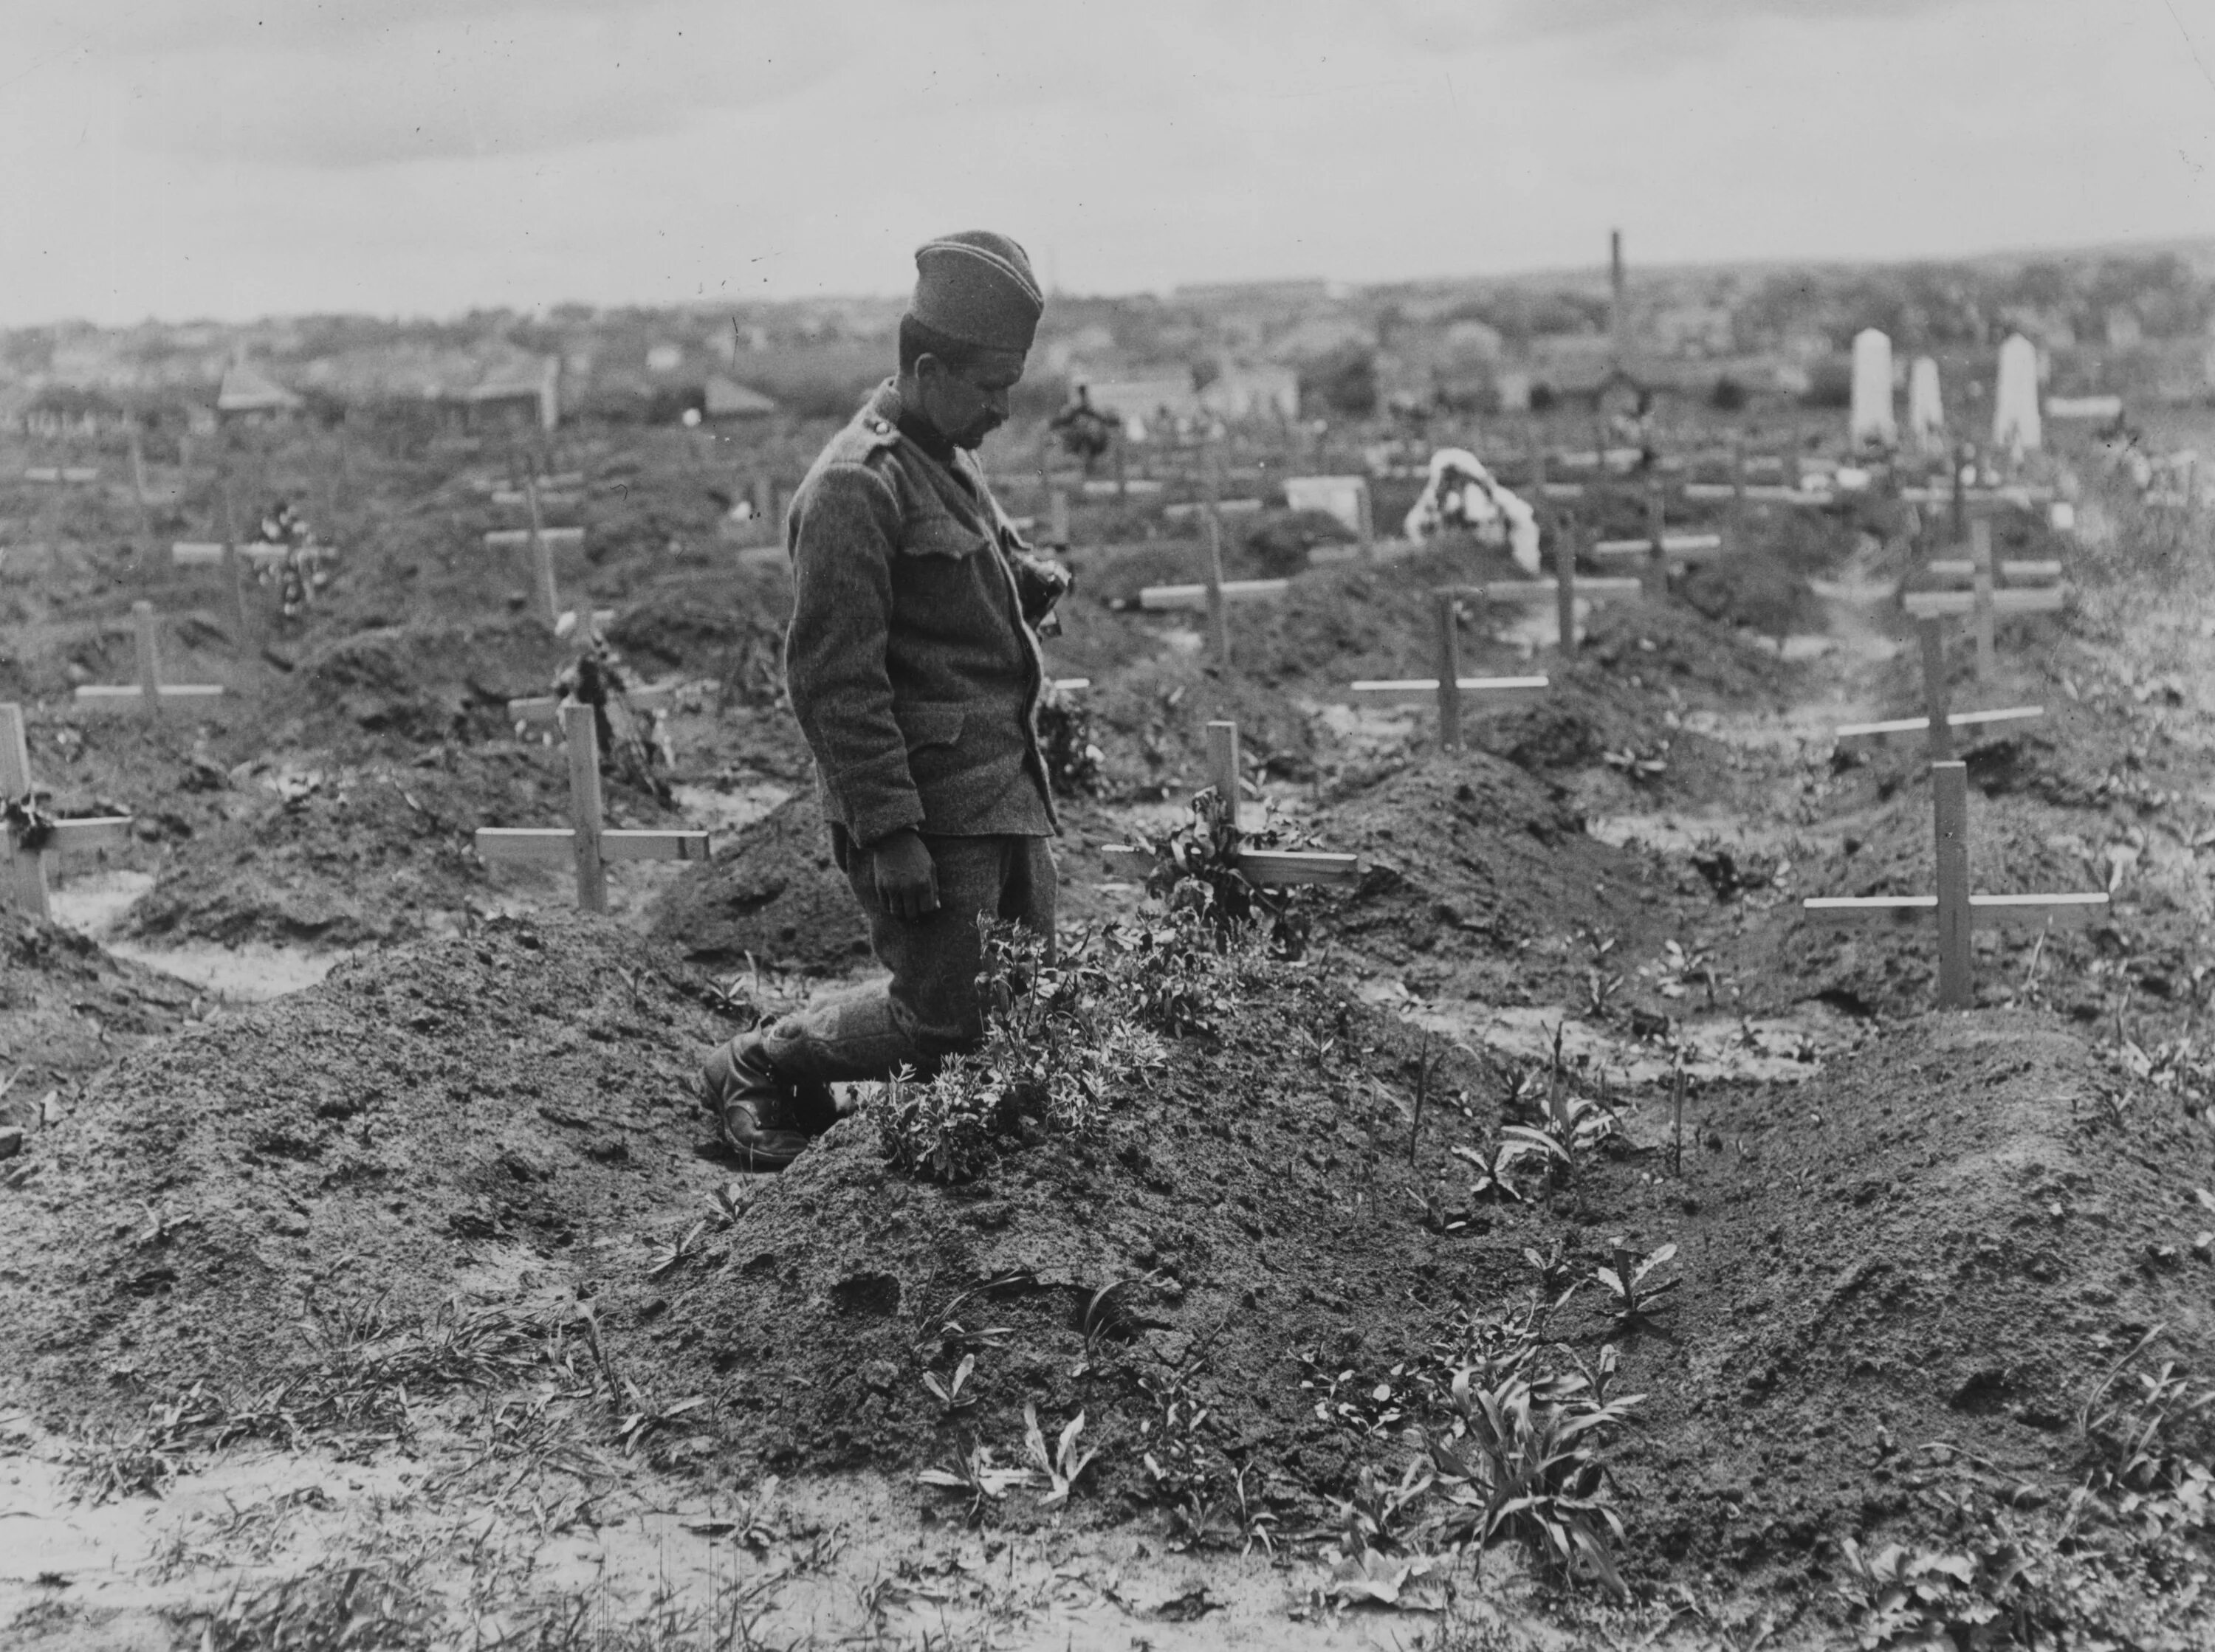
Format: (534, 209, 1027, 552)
(0, 918, 192, 1114)
(0, 915, 739, 1425)
(648, 792, 872, 974)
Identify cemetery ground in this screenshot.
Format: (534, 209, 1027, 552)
(1, 417, 2214, 1650)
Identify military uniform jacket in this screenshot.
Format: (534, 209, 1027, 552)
(785, 381, 1061, 847)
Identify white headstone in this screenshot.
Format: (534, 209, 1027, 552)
(1850, 328, 1896, 449)
(1992, 334, 2042, 453)
(1907, 357, 1945, 452)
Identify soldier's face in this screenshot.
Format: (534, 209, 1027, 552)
(918, 350, 1026, 449)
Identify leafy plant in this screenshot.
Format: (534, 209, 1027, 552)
(1022, 1404, 1099, 1507)
(1832, 1536, 2036, 1650)
(1426, 1343, 1645, 1597)
(1037, 687, 1104, 797)
(921, 1353, 979, 1415)
(918, 1442, 1029, 1523)
(1130, 785, 1322, 958)
(1593, 1243, 1680, 1326)
(1450, 1138, 1545, 1203)
(2073, 1325, 2215, 1537)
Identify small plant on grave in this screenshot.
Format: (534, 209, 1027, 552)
(1450, 1138, 1549, 1204)
(1130, 785, 1320, 959)
(1831, 1535, 2040, 1651)
(1503, 1028, 1621, 1186)
(1327, 1459, 1435, 1558)
(1601, 741, 1669, 782)
(1425, 1342, 1644, 1598)
(917, 1441, 1030, 1524)
(2, 791, 56, 853)
(1036, 685, 1105, 797)
(1592, 1242, 1680, 1327)
(1022, 1403, 1100, 1507)
(920, 1352, 981, 1416)
(1138, 1366, 1277, 1555)
(2073, 1326, 2215, 1538)
(865, 920, 1165, 1182)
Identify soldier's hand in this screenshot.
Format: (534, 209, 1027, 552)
(871, 829, 940, 923)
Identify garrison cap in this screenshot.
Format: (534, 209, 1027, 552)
(910, 230, 1043, 354)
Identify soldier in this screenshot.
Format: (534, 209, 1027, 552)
(699, 230, 1072, 1169)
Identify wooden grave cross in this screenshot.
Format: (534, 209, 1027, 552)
(1348, 591, 1550, 750)
(481, 469, 584, 630)
(0, 703, 133, 920)
(1900, 520, 2064, 681)
(474, 701, 710, 914)
(1446, 522, 1641, 653)
(1590, 476, 1725, 577)
(73, 602, 224, 713)
(1802, 760, 2105, 1008)
(1099, 720, 1359, 888)
(1833, 618, 2041, 760)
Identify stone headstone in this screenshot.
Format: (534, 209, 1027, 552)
(1850, 328, 1896, 449)
(1992, 334, 2042, 454)
(1907, 357, 1945, 452)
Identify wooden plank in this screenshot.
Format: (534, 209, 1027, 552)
(1205, 721, 1240, 816)
(1138, 578, 1288, 611)
(475, 827, 575, 865)
(1445, 577, 1641, 602)
(601, 830, 711, 863)
(1833, 706, 2043, 748)
(47, 817, 135, 853)
(492, 490, 580, 509)
(72, 684, 225, 705)
(483, 526, 585, 550)
(1349, 675, 1549, 704)
(1919, 619, 1952, 762)
(1923, 559, 2062, 583)
(174, 541, 289, 567)
(1099, 842, 1360, 887)
(1592, 533, 1725, 556)
(1969, 521, 1996, 681)
(1802, 892, 2106, 928)
(1435, 593, 1462, 751)
(1051, 676, 1091, 692)
(1902, 587, 2065, 618)
(509, 684, 678, 727)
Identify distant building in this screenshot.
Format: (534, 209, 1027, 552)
(465, 354, 560, 431)
(216, 362, 303, 424)
(1201, 365, 1299, 421)
(702, 376, 778, 419)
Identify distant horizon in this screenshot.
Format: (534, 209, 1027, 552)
(4, 2, 2207, 331)
(14, 227, 2215, 337)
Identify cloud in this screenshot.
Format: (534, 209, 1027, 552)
(106, 1, 848, 168)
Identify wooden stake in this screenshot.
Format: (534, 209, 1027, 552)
(1435, 592, 1463, 751)
(1528, 423, 1546, 494)
(0, 705, 48, 920)
(1950, 443, 1968, 543)
(1918, 618, 1953, 762)
(1646, 478, 1668, 590)
(1048, 488, 1071, 550)
(133, 602, 163, 712)
(563, 702, 608, 913)
(1933, 761, 1972, 1008)
(523, 469, 560, 629)
(1554, 520, 1579, 653)
(128, 422, 151, 560)
(219, 472, 250, 641)
(1969, 519, 1996, 682)
(1206, 719, 1240, 822)
(1355, 478, 1375, 555)
(752, 474, 775, 530)
(1113, 433, 1127, 501)
(1203, 443, 1232, 667)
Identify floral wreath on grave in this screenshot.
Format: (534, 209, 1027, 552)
(3, 792, 56, 853)
(1130, 786, 1322, 959)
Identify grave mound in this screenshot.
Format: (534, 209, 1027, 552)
(286, 619, 562, 748)
(0, 915, 731, 1427)
(647, 791, 872, 974)
(0, 919, 191, 1106)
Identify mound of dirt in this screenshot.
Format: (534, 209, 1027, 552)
(122, 743, 693, 948)
(1313, 751, 1638, 989)
(647, 792, 871, 974)
(0, 915, 733, 1426)
(0, 919, 192, 1112)
(284, 619, 563, 748)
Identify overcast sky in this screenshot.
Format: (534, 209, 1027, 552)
(1, 0, 2209, 327)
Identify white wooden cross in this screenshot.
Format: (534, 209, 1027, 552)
(1803, 760, 2105, 1008)
(72, 602, 224, 714)
(1099, 720, 1359, 888)
(0, 703, 132, 920)
(508, 679, 681, 732)
(1454, 523, 1641, 652)
(1833, 618, 2041, 762)
(474, 701, 710, 913)
(1901, 522, 2065, 681)
(1348, 592, 1548, 751)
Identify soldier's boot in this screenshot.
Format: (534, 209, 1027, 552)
(699, 1033, 828, 1171)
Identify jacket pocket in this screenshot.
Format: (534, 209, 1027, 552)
(902, 517, 987, 560)
(894, 701, 964, 751)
